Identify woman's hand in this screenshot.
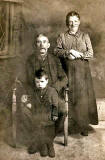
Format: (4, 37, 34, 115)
(70, 49, 83, 59)
(68, 54, 76, 60)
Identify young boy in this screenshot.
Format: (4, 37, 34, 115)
(21, 69, 58, 158)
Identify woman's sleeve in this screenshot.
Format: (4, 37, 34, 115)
(54, 34, 70, 58)
(83, 33, 94, 60)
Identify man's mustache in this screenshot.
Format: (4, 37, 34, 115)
(39, 48, 46, 50)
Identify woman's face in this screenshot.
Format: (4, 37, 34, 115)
(68, 15, 80, 31)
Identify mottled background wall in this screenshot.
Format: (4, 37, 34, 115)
(0, 0, 105, 105)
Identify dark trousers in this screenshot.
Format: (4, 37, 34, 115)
(17, 96, 66, 144)
(30, 124, 55, 150)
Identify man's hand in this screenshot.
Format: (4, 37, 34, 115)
(21, 95, 28, 103)
(52, 116, 58, 121)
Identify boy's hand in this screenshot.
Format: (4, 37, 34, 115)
(52, 116, 58, 121)
(26, 103, 32, 109)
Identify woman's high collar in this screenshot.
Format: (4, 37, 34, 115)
(68, 29, 81, 38)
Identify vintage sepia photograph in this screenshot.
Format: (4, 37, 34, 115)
(0, 0, 105, 159)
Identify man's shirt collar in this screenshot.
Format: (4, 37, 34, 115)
(38, 53, 48, 61)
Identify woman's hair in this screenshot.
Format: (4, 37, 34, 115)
(66, 11, 80, 27)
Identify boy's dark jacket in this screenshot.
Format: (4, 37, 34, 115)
(28, 86, 58, 127)
(26, 53, 68, 93)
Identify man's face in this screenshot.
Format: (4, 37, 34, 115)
(36, 35, 50, 55)
(68, 16, 80, 30)
(35, 76, 48, 89)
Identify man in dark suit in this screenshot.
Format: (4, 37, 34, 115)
(26, 34, 68, 96)
(26, 34, 68, 122)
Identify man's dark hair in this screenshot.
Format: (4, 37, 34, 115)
(36, 34, 49, 42)
(66, 11, 80, 27)
(34, 69, 48, 79)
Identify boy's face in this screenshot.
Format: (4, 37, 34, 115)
(35, 76, 48, 89)
(36, 35, 50, 55)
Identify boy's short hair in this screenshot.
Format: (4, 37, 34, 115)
(34, 69, 48, 79)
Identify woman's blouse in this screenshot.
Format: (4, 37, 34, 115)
(54, 30, 94, 60)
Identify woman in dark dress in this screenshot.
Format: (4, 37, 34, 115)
(54, 11, 98, 136)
